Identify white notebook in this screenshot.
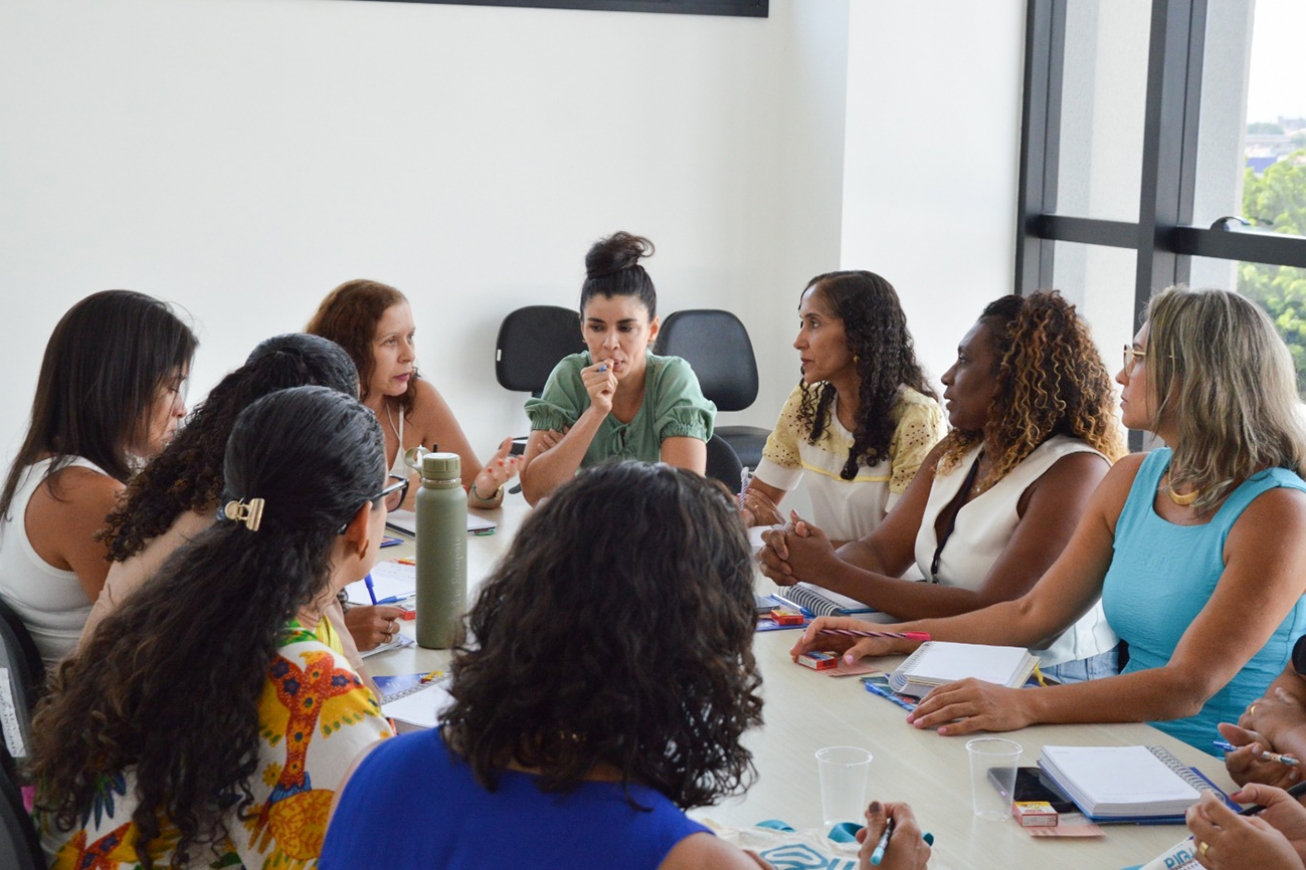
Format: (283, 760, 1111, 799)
(887, 641, 1038, 698)
(1038, 745, 1205, 819)
(773, 583, 875, 617)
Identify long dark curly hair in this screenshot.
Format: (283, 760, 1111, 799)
(31, 386, 386, 869)
(938, 291, 1126, 488)
(443, 461, 762, 810)
(795, 271, 937, 479)
(306, 279, 419, 413)
(101, 334, 359, 562)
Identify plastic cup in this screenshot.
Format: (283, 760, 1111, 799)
(967, 737, 1023, 821)
(816, 746, 873, 829)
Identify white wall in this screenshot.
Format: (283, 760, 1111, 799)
(840, 1, 1026, 388)
(0, 0, 854, 461)
(0, 0, 1027, 471)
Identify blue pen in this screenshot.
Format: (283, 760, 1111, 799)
(863, 680, 918, 713)
(377, 593, 415, 606)
(870, 817, 893, 866)
(1213, 739, 1299, 765)
(363, 573, 377, 605)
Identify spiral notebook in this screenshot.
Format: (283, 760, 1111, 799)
(772, 583, 876, 618)
(374, 672, 454, 733)
(1038, 745, 1228, 822)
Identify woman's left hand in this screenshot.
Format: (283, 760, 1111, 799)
(1187, 788, 1306, 870)
(471, 438, 524, 501)
(905, 679, 1034, 736)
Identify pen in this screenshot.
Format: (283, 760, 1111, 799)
(863, 680, 918, 712)
(820, 629, 932, 642)
(1213, 739, 1300, 766)
(870, 816, 893, 866)
(377, 593, 415, 606)
(363, 573, 377, 606)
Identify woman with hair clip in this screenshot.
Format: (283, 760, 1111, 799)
(519, 232, 716, 505)
(33, 385, 395, 869)
(793, 286, 1306, 751)
(322, 462, 931, 870)
(0, 290, 197, 670)
(741, 270, 944, 542)
(764, 291, 1125, 682)
(83, 333, 405, 654)
(307, 279, 522, 510)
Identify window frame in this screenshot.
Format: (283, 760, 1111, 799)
(1016, 0, 1306, 446)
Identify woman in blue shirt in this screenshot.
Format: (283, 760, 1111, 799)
(322, 462, 932, 870)
(795, 286, 1306, 752)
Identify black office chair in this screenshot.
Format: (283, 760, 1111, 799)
(655, 310, 771, 470)
(495, 305, 585, 398)
(705, 434, 745, 495)
(495, 306, 586, 492)
(0, 764, 41, 870)
(0, 600, 42, 783)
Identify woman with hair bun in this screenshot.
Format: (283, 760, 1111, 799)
(83, 333, 403, 655)
(0, 290, 197, 670)
(795, 287, 1306, 751)
(742, 270, 945, 542)
(34, 385, 396, 869)
(519, 232, 716, 505)
(766, 291, 1126, 683)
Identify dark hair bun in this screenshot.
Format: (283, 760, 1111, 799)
(585, 232, 654, 280)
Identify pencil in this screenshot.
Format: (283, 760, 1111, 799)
(819, 628, 931, 641)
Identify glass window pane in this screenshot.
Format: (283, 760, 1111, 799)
(1192, 256, 1306, 396)
(1051, 241, 1140, 368)
(1193, 0, 1306, 233)
(1055, 0, 1152, 222)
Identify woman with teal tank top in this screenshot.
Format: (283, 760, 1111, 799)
(793, 287, 1306, 753)
(519, 232, 716, 505)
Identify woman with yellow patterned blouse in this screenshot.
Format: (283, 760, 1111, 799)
(31, 386, 394, 869)
(741, 271, 944, 544)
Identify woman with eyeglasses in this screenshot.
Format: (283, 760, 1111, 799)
(34, 385, 395, 869)
(84, 333, 406, 655)
(0, 290, 197, 671)
(307, 279, 522, 509)
(794, 287, 1306, 752)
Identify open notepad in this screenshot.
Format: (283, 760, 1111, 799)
(887, 641, 1038, 698)
(1038, 745, 1220, 822)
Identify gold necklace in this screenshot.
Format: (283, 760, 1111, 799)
(1164, 473, 1203, 507)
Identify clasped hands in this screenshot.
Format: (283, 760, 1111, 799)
(758, 511, 839, 587)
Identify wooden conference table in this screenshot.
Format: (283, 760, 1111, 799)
(368, 500, 1231, 870)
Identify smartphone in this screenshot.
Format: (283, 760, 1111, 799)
(989, 766, 1076, 813)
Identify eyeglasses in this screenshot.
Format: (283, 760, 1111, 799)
(1122, 345, 1147, 373)
(376, 474, 410, 512)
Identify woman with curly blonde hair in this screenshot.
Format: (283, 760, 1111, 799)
(763, 291, 1126, 683)
(794, 287, 1306, 752)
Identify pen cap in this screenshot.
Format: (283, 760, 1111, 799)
(421, 452, 461, 486)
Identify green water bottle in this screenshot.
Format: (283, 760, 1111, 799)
(415, 452, 466, 649)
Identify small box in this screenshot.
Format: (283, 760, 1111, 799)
(797, 651, 839, 671)
(770, 608, 805, 626)
(1012, 801, 1058, 827)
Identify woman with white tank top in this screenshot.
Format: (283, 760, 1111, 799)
(0, 291, 196, 671)
(762, 292, 1126, 682)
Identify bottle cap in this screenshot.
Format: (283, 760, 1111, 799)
(421, 452, 461, 481)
